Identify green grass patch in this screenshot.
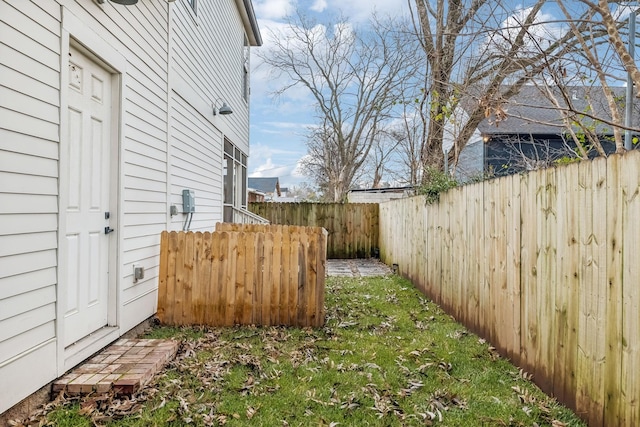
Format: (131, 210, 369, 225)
(25, 275, 585, 426)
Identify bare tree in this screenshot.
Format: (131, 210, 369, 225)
(411, 0, 489, 173)
(362, 129, 402, 188)
(387, 115, 425, 186)
(259, 12, 419, 201)
(483, 1, 639, 161)
(539, 0, 628, 155)
(410, 0, 606, 173)
(286, 182, 320, 201)
(584, 0, 640, 95)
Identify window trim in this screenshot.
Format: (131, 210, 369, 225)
(187, 0, 197, 15)
(242, 34, 249, 102)
(223, 140, 248, 222)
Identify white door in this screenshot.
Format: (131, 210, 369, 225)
(62, 46, 114, 347)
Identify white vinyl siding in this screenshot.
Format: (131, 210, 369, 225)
(0, 1, 61, 411)
(0, 0, 169, 413)
(1, 0, 256, 414)
(171, 0, 249, 153)
(169, 92, 224, 230)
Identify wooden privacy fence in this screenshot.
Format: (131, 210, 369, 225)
(157, 223, 327, 328)
(249, 202, 379, 259)
(379, 151, 640, 427)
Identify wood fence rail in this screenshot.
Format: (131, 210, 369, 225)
(379, 151, 640, 427)
(249, 202, 379, 259)
(157, 224, 327, 328)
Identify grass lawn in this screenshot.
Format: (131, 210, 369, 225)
(28, 275, 585, 426)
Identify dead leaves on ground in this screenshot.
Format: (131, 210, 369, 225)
(14, 276, 582, 426)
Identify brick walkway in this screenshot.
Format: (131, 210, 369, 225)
(52, 339, 178, 396)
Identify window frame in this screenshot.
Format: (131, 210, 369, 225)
(242, 34, 249, 102)
(187, 0, 197, 15)
(223, 139, 248, 222)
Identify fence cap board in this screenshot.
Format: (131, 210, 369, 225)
(214, 222, 328, 236)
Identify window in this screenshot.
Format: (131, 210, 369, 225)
(187, 0, 197, 15)
(242, 35, 249, 101)
(223, 139, 247, 222)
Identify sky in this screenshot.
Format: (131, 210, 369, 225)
(247, 1, 638, 190)
(248, 0, 411, 189)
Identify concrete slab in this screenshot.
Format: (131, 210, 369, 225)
(326, 259, 392, 277)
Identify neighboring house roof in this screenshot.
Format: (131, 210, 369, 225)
(347, 187, 415, 203)
(348, 186, 414, 194)
(454, 85, 640, 182)
(461, 85, 639, 136)
(248, 177, 281, 196)
(248, 187, 265, 195)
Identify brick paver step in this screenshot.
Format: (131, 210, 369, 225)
(52, 339, 178, 396)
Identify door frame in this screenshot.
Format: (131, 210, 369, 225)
(57, 7, 127, 375)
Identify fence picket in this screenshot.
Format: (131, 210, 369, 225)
(605, 155, 624, 426)
(207, 232, 220, 325)
(157, 231, 169, 323)
(272, 230, 283, 325)
(194, 232, 209, 325)
(174, 232, 187, 326)
(228, 231, 240, 326)
(288, 231, 299, 325)
(621, 151, 640, 424)
(262, 232, 274, 326)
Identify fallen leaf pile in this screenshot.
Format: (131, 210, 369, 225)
(11, 276, 584, 426)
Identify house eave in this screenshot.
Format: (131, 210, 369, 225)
(235, 0, 262, 46)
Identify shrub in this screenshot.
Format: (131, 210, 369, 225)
(416, 167, 458, 204)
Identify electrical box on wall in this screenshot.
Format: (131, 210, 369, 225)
(182, 189, 195, 213)
(133, 264, 144, 283)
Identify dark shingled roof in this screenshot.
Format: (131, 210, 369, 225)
(461, 85, 639, 135)
(248, 177, 280, 196)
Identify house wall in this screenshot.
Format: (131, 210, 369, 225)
(0, 0, 170, 412)
(455, 138, 485, 183)
(0, 0, 62, 412)
(0, 0, 255, 414)
(347, 191, 409, 204)
(168, 0, 250, 232)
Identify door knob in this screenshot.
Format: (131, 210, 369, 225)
(105, 227, 115, 234)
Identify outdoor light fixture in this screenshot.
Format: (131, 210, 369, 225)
(213, 99, 233, 116)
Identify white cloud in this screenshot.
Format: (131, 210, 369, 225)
(486, 7, 563, 56)
(322, 0, 408, 23)
(249, 157, 309, 186)
(249, 146, 310, 187)
(291, 155, 310, 177)
(250, 158, 294, 177)
(611, 3, 638, 21)
(255, 0, 407, 23)
(253, 0, 295, 20)
(310, 0, 327, 13)
(251, 142, 301, 159)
